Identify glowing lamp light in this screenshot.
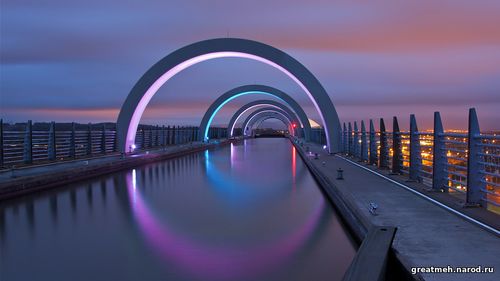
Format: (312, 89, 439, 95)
(129, 144, 137, 153)
(292, 123, 297, 128)
(323, 145, 327, 150)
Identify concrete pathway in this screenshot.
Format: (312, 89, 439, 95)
(301, 142, 499, 281)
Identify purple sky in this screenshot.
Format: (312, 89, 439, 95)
(1, 0, 499, 130)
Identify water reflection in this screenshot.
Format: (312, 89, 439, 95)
(0, 138, 355, 281)
(126, 169, 327, 280)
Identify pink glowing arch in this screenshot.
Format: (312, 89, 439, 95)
(116, 38, 341, 153)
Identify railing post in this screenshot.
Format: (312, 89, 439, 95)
(392, 117, 401, 174)
(353, 122, 359, 158)
(149, 127, 153, 148)
(23, 120, 33, 164)
(166, 125, 171, 145)
(348, 122, 353, 155)
(409, 114, 422, 182)
(48, 121, 56, 161)
(113, 124, 118, 152)
(342, 123, 347, 153)
(361, 121, 368, 162)
(151, 126, 155, 147)
(432, 112, 447, 191)
(0, 119, 3, 167)
(466, 108, 484, 206)
(69, 122, 76, 158)
(170, 125, 174, 145)
(140, 127, 145, 149)
(174, 126, 178, 145)
(86, 123, 92, 155)
(379, 118, 388, 168)
(101, 124, 106, 154)
(161, 125, 166, 146)
(155, 125, 160, 146)
(369, 119, 377, 165)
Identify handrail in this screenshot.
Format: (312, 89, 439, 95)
(338, 108, 500, 215)
(342, 226, 397, 281)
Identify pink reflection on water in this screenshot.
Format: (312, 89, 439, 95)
(126, 170, 324, 280)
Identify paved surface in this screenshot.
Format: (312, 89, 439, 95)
(299, 142, 499, 281)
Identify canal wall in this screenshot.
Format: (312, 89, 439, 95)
(291, 138, 499, 281)
(290, 140, 420, 281)
(0, 140, 234, 200)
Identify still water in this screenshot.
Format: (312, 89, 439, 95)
(0, 138, 356, 281)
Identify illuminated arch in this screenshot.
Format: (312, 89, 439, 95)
(244, 108, 298, 136)
(250, 112, 293, 134)
(254, 115, 291, 131)
(199, 85, 311, 141)
(225, 99, 309, 139)
(242, 108, 292, 136)
(116, 38, 341, 153)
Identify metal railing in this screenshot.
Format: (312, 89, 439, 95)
(310, 128, 327, 145)
(338, 108, 500, 214)
(0, 120, 228, 168)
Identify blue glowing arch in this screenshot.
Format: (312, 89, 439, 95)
(199, 85, 312, 142)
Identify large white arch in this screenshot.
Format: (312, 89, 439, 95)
(116, 38, 341, 153)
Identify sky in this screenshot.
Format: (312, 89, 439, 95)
(1, 0, 499, 130)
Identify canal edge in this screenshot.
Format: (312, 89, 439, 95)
(290, 139, 422, 281)
(0, 140, 236, 201)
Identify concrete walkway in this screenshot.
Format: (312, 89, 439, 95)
(299, 142, 499, 281)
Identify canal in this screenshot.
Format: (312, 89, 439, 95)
(0, 138, 356, 281)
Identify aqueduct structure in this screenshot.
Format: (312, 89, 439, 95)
(116, 38, 341, 153)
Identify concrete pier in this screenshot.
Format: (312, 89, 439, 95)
(294, 140, 499, 281)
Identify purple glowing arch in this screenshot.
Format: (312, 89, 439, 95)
(116, 38, 341, 153)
